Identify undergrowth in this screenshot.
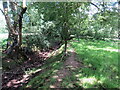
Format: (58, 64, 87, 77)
(24, 51, 68, 89)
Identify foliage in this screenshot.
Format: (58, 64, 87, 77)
(22, 2, 119, 51)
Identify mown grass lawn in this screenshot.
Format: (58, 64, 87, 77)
(70, 39, 119, 88)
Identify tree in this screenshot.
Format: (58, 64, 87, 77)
(23, 2, 82, 53)
(2, 0, 27, 59)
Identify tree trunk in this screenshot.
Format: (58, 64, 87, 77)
(2, 1, 27, 59)
(63, 3, 69, 54)
(64, 40, 67, 54)
(18, 7, 27, 47)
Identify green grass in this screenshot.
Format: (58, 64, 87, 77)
(24, 39, 119, 89)
(1, 37, 119, 88)
(70, 39, 119, 88)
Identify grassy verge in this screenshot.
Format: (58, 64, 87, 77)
(69, 39, 119, 88)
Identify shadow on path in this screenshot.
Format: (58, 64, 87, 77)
(50, 48, 83, 88)
(2, 51, 51, 89)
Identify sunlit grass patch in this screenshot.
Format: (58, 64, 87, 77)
(87, 46, 119, 52)
(78, 77, 98, 88)
(70, 39, 119, 88)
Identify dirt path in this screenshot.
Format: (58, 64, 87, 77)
(51, 48, 83, 88)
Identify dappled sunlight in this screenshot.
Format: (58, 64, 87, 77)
(50, 85, 56, 88)
(78, 43, 83, 46)
(6, 74, 29, 87)
(87, 46, 119, 52)
(77, 77, 98, 88)
(80, 77, 97, 84)
(2, 48, 65, 88)
(67, 48, 75, 53)
(24, 52, 66, 88)
(99, 77, 106, 83)
(48, 45, 64, 57)
(53, 70, 58, 73)
(66, 65, 78, 70)
(1, 0, 119, 88)
(75, 73, 82, 77)
(58, 78, 62, 82)
(52, 61, 60, 67)
(70, 39, 119, 88)
(52, 75, 58, 79)
(25, 68, 42, 75)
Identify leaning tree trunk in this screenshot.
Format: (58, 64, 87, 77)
(3, 2, 17, 51)
(2, 1, 27, 59)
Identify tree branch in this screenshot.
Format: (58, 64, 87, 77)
(0, 9, 5, 15)
(90, 2, 100, 10)
(9, 0, 22, 8)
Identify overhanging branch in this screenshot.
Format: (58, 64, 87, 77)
(90, 2, 100, 10)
